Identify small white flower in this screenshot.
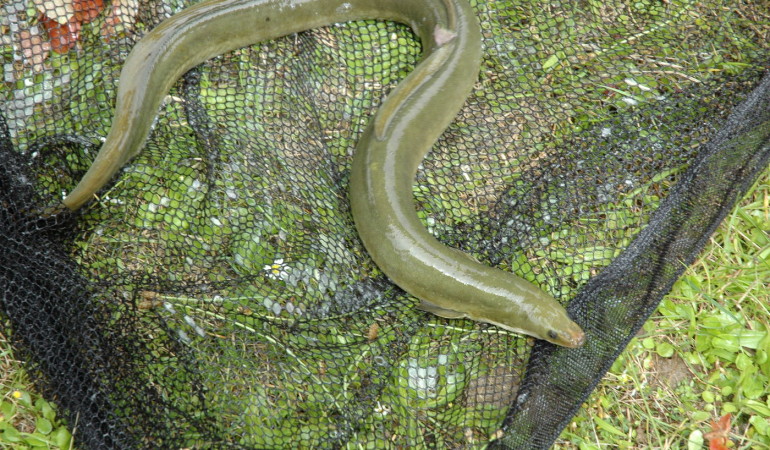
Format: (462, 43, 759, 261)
(622, 97, 638, 106)
(263, 259, 289, 280)
(177, 329, 191, 344)
(374, 401, 391, 417)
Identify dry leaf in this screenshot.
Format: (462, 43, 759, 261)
(33, 0, 75, 25)
(39, 13, 81, 54)
(703, 413, 731, 450)
(36, 0, 105, 54)
(102, 0, 140, 40)
(18, 28, 51, 72)
(73, 0, 105, 24)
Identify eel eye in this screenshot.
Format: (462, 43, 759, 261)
(547, 330, 559, 340)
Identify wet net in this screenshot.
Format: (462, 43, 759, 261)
(1, 0, 769, 448)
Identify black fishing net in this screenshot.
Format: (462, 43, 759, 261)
(1, 0, 769, 448)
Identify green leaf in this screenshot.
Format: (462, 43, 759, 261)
(542, 54, 560, 70)
(691, 411, 711, 422)
(750, 415, 770, 436)
(656, 342, 674, 358)
(593, 417, 626, 437)
(687, 430, 704, 450)
(51, 426, 73, 448)
(735, 330, 767, 349)
(35, 417, 53, 435)
(578, 442, 599, 450)
(735, 352, 753, 371)
(34, 399, 56, 421)
(23, 433, 50, 447)
(1, 425, 23, 443)
(711, 335, 741, 353)
(0, 401, 15, 419)
(741, 376, 766, 399)
(761, 336, 770, 375)
(745, 400, 770, 416)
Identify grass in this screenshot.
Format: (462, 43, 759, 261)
(556, 164, 770, 449)
(1, 167, 766, 448)
(0, 328, 74, 448)
(2, 0, 769, 448)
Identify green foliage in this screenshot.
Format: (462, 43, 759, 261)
(0, 0, 767, 447)
(559, 165, 770, 448)
(0, 381, 73, 449)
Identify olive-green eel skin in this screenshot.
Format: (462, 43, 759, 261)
(61, 0, 585, 347)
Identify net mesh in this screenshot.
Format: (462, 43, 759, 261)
(1, 0, 769, 448)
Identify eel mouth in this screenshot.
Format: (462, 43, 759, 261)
(549, 322, 586, 348)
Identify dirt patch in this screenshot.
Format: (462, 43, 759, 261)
(464, 364, 522, 409)
(650, 353, 691, 389)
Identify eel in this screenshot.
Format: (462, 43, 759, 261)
(60, 0, 585, 347)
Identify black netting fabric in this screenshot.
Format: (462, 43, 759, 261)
(1, 0, 769, 448)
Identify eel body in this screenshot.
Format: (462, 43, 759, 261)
(61, 0, 585, 347)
